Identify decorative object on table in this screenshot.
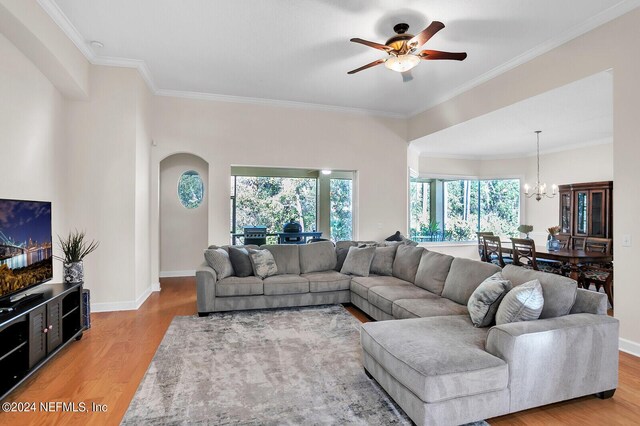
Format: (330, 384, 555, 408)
(523, 131, 557, 201)
(56, 230, 99, 284)
(517, 224, 534, 239)
(547, 226, 562, 251)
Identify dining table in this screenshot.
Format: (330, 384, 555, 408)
(500, 242, 613, 281)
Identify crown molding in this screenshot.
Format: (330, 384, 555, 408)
(416, 137, 613, 161)
(155, 89, 405, 118)
(39, 0, 640, 120)
(408, 0, 640, 118)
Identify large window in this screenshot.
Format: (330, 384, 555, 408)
(410, 177, 520, 242)
(230, 168, 354, 244)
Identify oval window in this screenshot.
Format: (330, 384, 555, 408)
(178, 170, 204, 209)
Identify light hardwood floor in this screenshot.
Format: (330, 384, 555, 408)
(2, 277, 638, 425)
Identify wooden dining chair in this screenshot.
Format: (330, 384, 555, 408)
(476, 232, 494, 262)
(556, 234, 571, 250)
(510, 238, 560, 273)
(483, 235, 509, 267)
(579, 237, 614, 307)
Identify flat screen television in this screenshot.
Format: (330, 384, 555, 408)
(0, 199, 53, 302)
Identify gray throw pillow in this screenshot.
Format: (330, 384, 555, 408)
(468, 272, 513, 327)
(204, 248, 234, 280)
(341, 246, 376, 277)
(370, 246, 397, 276)
(495, 279, 544, 325)
(247, 248, 278, 279)
(335, 246, 351, 271)
(228, 247, 253, 277)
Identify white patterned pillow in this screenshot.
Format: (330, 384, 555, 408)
(248, 249, 278, 279)
(495, 279, 544, 325)
(468, 272, 512, 327)
(204, 248, 234, 280)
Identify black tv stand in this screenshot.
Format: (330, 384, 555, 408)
(0, 292, 44, 309)
(0, 282, 84, 400)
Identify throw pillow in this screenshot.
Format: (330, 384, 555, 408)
(335, 246, 351, 271)
(228, 247, 253, 277)
(385, 231, 403, 242)
(467, 272, 513, 327)
(204, 248, 234, 280)
(247, 248, 278, 279)
(495, 279, 544, 325)
(370, 246, 397, 276)
(248, 249, 278, 279)
(340, 246, 376, 277)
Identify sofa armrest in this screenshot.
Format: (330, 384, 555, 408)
(570, 288, 608, 315)
(486, 313, 619, 413)
(196, 261, 217, 314)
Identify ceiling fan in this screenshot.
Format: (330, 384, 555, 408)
(348, 21, 467, 81)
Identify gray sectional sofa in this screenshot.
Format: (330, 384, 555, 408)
(195, 240, 619, 426)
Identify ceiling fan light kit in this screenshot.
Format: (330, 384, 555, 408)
(348, 20, 467, 77)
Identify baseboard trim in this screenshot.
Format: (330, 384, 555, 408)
(160, 270, 196, 278)
(151, 281, 161, 292)
(91, 283, 159, 312)
(619, 337, 640, 357)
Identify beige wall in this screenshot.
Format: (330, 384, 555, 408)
(410, 8, 640, 351)
(0, 33, 67, 282)
(149, 96, 409, 283)
(159, 154, 208, 274)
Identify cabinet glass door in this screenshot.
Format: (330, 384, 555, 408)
(560, 192, 571, 234)
(575, 191, 589, 235)
(590, 190, 605, 236)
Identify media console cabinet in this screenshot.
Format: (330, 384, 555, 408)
(0, 282, 84, 400)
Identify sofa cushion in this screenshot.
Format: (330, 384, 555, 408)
(368, 285, 437, 315)
(350, 276, 410, 300)
(392, 297, 469, 320)
(502, 264, 577, 319)
(341, 246, 376, 277)
(392, 245, 424, 283)
(302, 271, 351, 292)
(263, 274, 309, 295)
(216, 276, 263, 297)
(361, 315, 508, 403)
(228, 247, 253, 277)
(441, 258, 501, 305)
(495, 279, 544, 325)
(413, 250, 454, 295)
(204, 248, 235, 280)
(248, 248, 278, 279)
(370, 246, 397, 276)
(260, 244, 300, 275)
(298, 241, 337, 273)
(468, 272, 513, 327)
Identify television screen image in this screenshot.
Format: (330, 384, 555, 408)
(0, 199, 53, 300)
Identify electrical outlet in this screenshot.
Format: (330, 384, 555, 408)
(622, 234, 632, 247)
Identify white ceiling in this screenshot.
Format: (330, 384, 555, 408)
(410, 71, 613, 159)
(43, 0, 636, 116)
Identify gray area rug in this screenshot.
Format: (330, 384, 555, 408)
(123, 305, 489, 425)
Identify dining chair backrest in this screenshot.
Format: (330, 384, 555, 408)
(572, 237, 585, 250)
(510, 238, 539, 271)
(477, 232, 494, 261)
(583, 237, 612, 254)
(483, 235, 506, 267)
(556, 234, 571, 250)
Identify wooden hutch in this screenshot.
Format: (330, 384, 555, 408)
(558, 181, 613, 248)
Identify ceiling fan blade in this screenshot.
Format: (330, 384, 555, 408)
(419, 50, 467, 61)
(401, 70, 413, 83)
(350, 38, 393, 52)
(408, 21, 445, 49)
(347, 59, 385, 74)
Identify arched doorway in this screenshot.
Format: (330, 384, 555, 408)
(159, 153, 209, 276)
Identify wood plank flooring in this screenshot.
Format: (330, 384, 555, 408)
(1, 278, 638, 425)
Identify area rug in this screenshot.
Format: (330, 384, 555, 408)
(122, 305, 489, 425)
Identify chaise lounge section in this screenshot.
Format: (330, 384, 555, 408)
(195, 240, 619, 425)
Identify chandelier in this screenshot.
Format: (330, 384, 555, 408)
(524, 131, 557, 201)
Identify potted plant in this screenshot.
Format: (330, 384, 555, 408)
(547, 226, 561, 251)
(56, 230, 99, 284)
(517, 224, 533, 239)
